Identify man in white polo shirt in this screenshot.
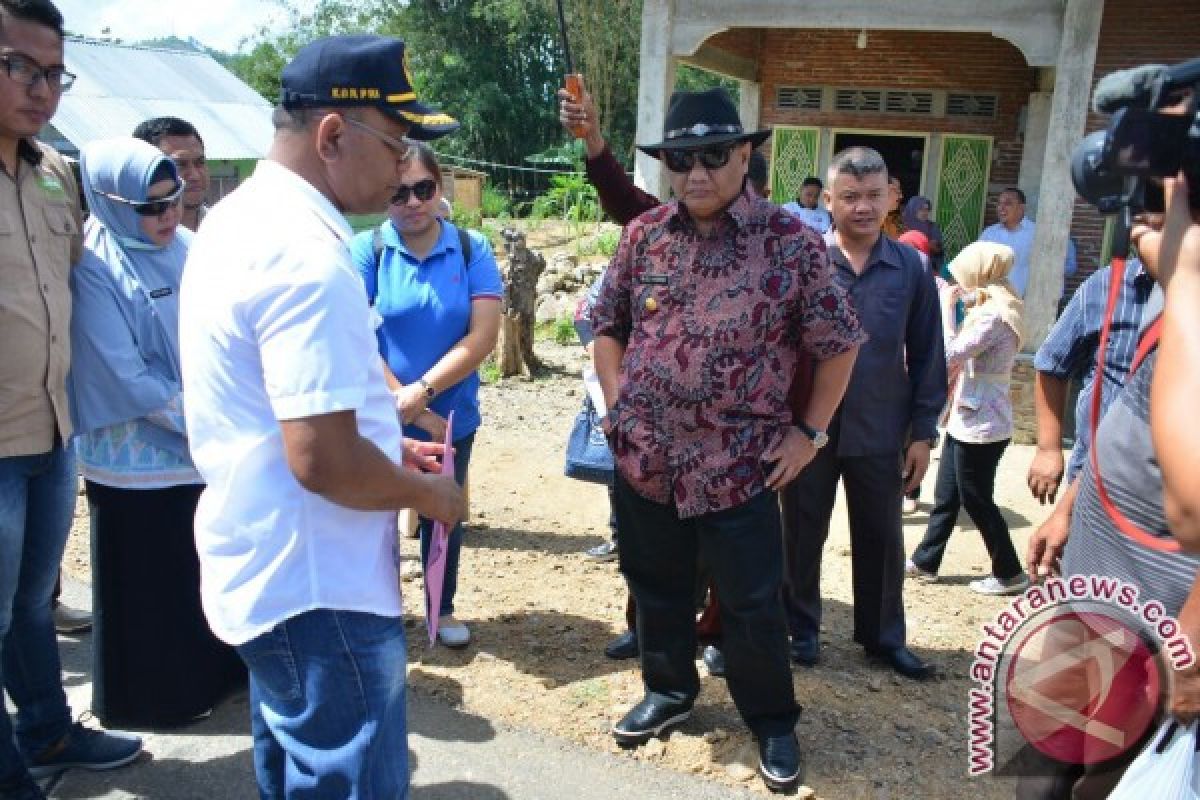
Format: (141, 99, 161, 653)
(179, 34, 464, 799)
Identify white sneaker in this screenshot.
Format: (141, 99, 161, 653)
(437, 616, 470, 648)
(969, 574, 1031, 596)
(902, 497, 919, 514)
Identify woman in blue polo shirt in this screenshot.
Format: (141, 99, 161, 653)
(351, 143, 503, 648)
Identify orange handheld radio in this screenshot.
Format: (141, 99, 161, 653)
(555, 0, 587, 139)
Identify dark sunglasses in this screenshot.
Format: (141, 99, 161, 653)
(390, 179, 438, 205)
(661, 145, 735, 174)
(95, 184, 185, 216)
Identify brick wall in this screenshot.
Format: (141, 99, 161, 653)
(707, 28, 1037, 223)
(706, 27, 760, 62)
(707, 6, 1200, 285)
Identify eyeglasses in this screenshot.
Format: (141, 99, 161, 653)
(390, 179, 437, 205)
(342, 115, 412, 157)
(661, 145, 735, 174)
(0, 53, 75, 92)
(94, 184, 185, 216)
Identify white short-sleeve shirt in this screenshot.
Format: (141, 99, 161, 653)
(978, 217, 1035, 297)
(180, 160, 404, 646)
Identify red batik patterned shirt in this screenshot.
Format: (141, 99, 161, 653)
(592, 188, 867, 518)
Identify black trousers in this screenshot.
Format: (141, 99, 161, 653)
(781, 431, 907, 652)
(612, 473, 798, 737)
(910, 436, 1022, 581)
(87, 481, 245, 728)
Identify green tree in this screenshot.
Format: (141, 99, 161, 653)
(230, 0, 571, 172)
(384, 0, 563, 169)
(227, 0, 371, 103)
(674, 63, 739, 103)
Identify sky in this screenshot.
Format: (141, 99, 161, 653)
(55, 0, 317, 53)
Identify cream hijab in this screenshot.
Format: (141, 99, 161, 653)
(948, 241, 1024, 348)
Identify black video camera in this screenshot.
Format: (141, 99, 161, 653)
(1071, 57, 1200, 214)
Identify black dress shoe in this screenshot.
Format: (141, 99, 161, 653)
(790, 636, 819, 667)
(866, 646, 935, 681)
(604, 630, 638, 660)
(612, 698, 692, 746)
(757, 731, 802, 792)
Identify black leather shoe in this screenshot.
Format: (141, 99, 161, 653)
(702, 645, 725, 677)
(866, 646, 935, 681)
(790, 636, 819, 667)
(612, 698, 692, 746)
(604, 631, 638, 660)
(757, 731, 802, 792)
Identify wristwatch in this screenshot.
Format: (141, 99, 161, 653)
(416, 378, 436, 400)
(796, 421, 830, 450)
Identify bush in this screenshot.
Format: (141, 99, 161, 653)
(577, 228, 620, 257)
(450, 202, 482, 232)
(479, 356, 500, 385)
(481, 185, 511, 219)
(553, 314, 576, 345)
(529, 172, 599, 222)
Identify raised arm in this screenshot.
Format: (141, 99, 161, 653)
(558, 78, 660, 225)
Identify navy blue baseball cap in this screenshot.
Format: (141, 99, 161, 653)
(280, 34, 459, 141)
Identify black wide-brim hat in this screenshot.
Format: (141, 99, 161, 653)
(281, 34, 459, 141)
(637, 88, 771, 155)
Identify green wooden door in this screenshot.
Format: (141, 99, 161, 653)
(934, 135, 993, 262)
(770, 126, 821, 205)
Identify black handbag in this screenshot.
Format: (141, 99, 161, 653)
(564, 394, 614, 485)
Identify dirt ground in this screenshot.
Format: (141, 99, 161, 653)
(60, 226, 1039, 799)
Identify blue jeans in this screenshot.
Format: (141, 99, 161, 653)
(418, 433, 474, 617)
(0, 445, 75, 785)
(236, 610, 409, 800)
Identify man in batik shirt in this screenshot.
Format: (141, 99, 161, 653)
(591, 88, 864, 794)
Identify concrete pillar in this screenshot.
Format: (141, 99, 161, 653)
(633, 0, 677, 201)
(739, 79, 762, 136)
(1017, 90, 1053, 219)
(1023, 0, 1103, 351)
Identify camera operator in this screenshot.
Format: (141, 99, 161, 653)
(1020, 80, 1200, 795)
(1135, 171, 1200, 551)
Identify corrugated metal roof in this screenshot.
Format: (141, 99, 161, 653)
(50, 38, 273, 160)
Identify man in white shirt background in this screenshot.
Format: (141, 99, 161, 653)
(179, 34, 465, 799)
(782, 175, 833, 234)
(979, 186, 1036, 296)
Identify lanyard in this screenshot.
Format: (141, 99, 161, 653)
(1087, 255, 1176, 552)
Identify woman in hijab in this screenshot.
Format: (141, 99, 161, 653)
(901, 196, 946, 277)
(896, 229, 942, 514)
(906, 242, 1028, 596)
(68, 138, 242, 728)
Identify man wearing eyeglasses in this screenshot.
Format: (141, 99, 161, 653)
(0, 2, 147, 798)
(591, 88, 864, 793)
(179, 35, 465, 799)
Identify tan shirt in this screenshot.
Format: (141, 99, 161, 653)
(0, 139, 82, 457)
